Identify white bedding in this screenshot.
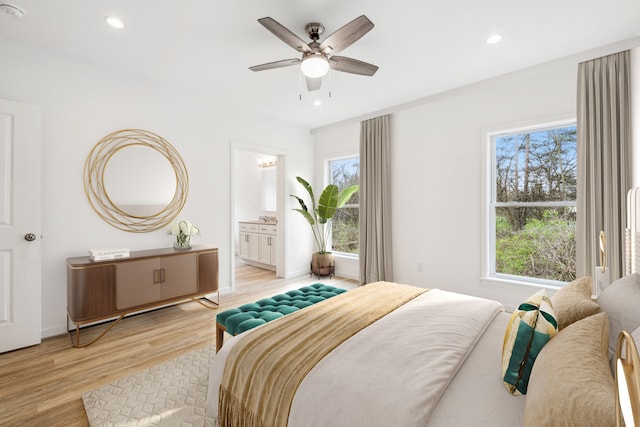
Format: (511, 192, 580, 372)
(208, 288, 524, 426)
(427, 310, 525, 426)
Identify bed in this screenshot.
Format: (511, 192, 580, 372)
(208, 276, 640, 427)
(207, 191, 640, 427)
(210, 285, 524, 426)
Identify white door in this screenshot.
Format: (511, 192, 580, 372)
(0, 99, 42, 353)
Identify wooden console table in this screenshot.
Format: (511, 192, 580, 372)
(67, 245, 219, 347)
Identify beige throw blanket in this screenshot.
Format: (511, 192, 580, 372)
(218, 281, 428, 427)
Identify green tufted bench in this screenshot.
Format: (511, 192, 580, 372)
(216, 283, 346, 351)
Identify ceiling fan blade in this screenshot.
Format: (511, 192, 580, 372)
(258, 17, 311, 53)
(319, 15, 374, 55)
(249, 58, 301, 72)
(329, 56, 378, 76)
(305, 76, 323, 92)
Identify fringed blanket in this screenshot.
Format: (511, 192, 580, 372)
(218, 281, 428, 427)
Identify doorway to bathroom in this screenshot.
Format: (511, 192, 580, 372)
(231, 143, 285, 290)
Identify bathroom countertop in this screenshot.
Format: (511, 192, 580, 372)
(239, 220, 277, 225)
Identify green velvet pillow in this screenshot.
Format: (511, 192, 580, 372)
(502, 289, 558, 395)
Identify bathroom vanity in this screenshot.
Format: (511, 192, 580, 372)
(238, 221, 277, 270)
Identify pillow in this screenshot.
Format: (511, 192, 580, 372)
(550, 276, 600, 330)
(524, 312, 615, 427)
(502, 289, 558, 395)
(597, 273, 640, 365)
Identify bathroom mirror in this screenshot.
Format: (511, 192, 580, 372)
(84, 129, 189, 232)
(262, 168, 277, 212)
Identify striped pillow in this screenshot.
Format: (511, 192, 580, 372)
(502, 289, 558, 395)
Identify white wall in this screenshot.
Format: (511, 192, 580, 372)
(236, 154, 264, 207)
(391, 61, 576, 310)
(313, 39, 640, 310)
(0, 36, 314, 337)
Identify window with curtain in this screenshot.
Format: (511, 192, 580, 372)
(329, 156, 360, 255)
(489, 121, 577, 284)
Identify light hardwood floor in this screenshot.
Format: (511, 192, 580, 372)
(0, 267, 357, 426)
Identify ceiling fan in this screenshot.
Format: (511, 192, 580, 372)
(249, 15, 379, 92)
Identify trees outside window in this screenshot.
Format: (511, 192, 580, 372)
(329, 157, 359, 254)
(490, 122, 577, 283)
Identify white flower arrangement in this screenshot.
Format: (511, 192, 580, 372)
(169, 219, 200, 249)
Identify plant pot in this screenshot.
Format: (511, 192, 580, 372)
(311, 252, 335, 278)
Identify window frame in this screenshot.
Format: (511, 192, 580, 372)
(327, 155, 360, 257)
(484, 118, 577, 288)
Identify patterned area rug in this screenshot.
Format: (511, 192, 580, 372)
(82, 345, 216, 426)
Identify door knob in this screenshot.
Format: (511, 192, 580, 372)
(24, 233, 36, 241)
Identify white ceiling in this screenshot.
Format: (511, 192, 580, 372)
(0, 0, 639, 129)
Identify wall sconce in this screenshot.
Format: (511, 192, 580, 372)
(257, 157, 277, 168)
(616, 330, 640, 426)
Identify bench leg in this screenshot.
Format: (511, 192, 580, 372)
(216, 323, 225, 353)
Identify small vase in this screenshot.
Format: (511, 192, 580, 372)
(174, 235, 192, 250)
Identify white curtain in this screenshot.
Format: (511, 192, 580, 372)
(576, 50, 631, 281)
(359, 115, 393, 284)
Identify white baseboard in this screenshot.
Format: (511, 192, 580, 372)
(42, 325, 67, 339)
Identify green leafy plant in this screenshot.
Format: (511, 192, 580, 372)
(495, 209, 576, 282)
(290, 176, 359, 254)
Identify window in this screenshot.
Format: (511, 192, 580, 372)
(489, 122, 577, 284)
(329, 156, 360, 255)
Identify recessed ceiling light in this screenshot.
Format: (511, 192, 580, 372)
(486, 34, 502, 45)
(313, 100, 322, 107)
(105, 16, 124, 29)
(0, 3, 26, 18)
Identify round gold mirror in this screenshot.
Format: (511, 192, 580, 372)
(84, 129, 189, 233)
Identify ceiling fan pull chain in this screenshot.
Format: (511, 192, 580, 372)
(298, 68, 303, 101)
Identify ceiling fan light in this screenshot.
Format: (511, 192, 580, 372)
(301, 55, 329, 78)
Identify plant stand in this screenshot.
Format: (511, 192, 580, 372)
(310, 263, 335, 279)
(310, 252, 335, 279)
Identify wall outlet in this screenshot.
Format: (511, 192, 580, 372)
(417, 262, 423, 272)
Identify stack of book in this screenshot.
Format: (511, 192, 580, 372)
(88, 247, 130, 261)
